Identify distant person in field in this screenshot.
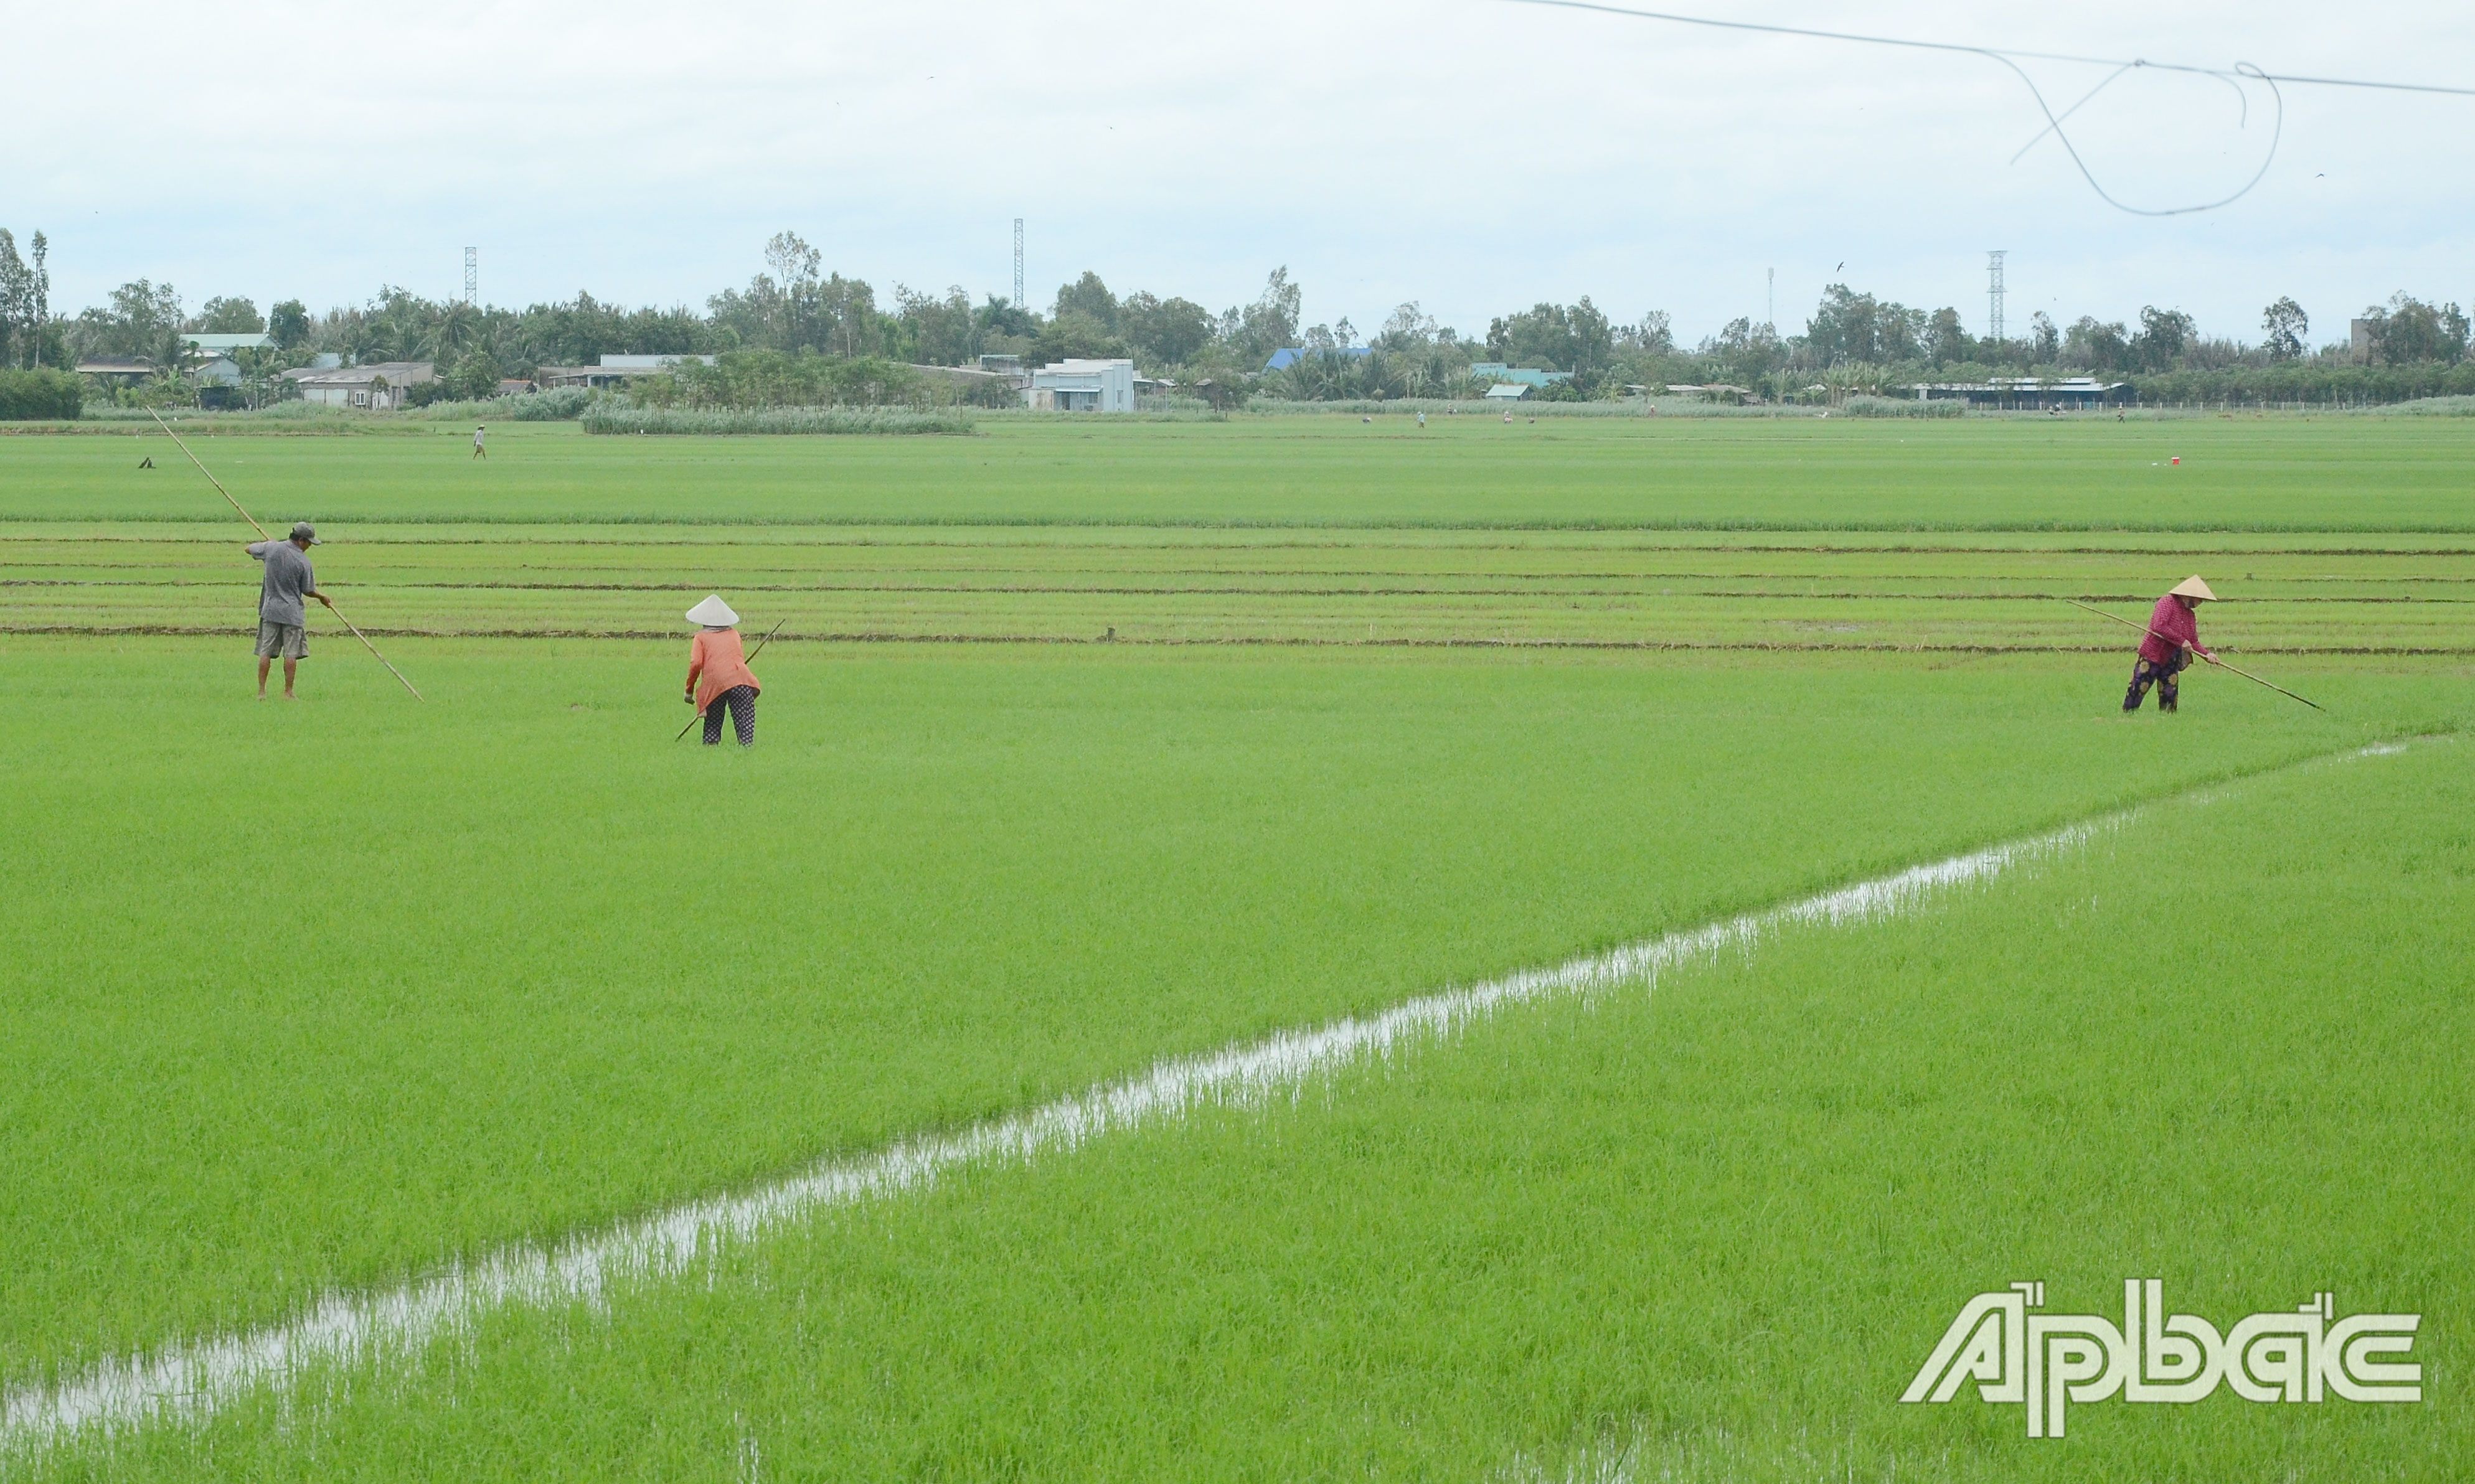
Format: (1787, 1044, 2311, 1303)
(245, 522, 331, 700)
(683, 594, 761, 746)
(473, 425, 487, 460)
(2123, 576, 2216, 713)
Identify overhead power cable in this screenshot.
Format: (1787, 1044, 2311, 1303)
(1501, 0, 2475, 216)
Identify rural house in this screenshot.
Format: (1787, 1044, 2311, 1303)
(1027, 357, 1135, 412)
(283, 361, 436, 410)
(1264, 346, 1374, 372)
(1469, 363, 1572, 388)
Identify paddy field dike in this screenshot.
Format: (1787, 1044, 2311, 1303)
(0, 413, 2467, 1480)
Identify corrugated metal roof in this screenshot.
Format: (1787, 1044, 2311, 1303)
(1264, 347, 1372, 372)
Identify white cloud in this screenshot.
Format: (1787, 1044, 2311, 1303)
(11, 0, 2471, 344)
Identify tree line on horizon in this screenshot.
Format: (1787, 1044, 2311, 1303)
(2, 227, 2471, 412)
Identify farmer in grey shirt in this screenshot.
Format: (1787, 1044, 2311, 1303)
(245, 522, 332, 698)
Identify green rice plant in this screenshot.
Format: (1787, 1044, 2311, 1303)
(0, 638, 2403, 1391)
(7, 415, 2473, 531)
(578, 405, 975, 435)
(16, 736, 2463, 1480)
(14, 526, 2473, 654)
(1, 411, 2469, 1475)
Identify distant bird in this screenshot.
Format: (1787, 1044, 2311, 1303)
(1835, 261, 1844, 271)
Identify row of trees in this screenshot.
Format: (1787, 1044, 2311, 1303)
(1456, 287, 2469, 405)
(0, 230, 57, 370)
(9, 221, 2469, 410)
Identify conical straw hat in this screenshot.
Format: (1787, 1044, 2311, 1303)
(685, 594, 740, 626)
(2168, 575, 2217, 602)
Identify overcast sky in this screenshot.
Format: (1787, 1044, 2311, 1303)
(12, 1, 2469, 348)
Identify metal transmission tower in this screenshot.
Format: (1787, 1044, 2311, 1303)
(1012, 219, 1025, 308)
(1766, 267, 1775, 329)
(463, 247, 477, 304)
(1986, 250, 2007, 343)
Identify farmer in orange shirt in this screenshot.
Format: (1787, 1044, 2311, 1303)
(2123, 576, 2216, 713)
(682, 594, 762, 745)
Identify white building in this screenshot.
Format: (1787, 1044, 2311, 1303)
(180, 334, 275, 389)
(1026, 357, 1134, 412)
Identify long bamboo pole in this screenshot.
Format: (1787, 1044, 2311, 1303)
(2065, 597, 2324, 711)
(676, 619, 785, 741)
(149, 408, 425, 700)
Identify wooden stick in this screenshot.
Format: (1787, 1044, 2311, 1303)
(324, 604, 427, 700)
(149, 406, 268, 538)
(675, 619, 785, 741)
(2065, 597, 2324, 710)
(151, 407, 425, 700)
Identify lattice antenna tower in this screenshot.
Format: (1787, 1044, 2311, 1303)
(1012, 219, 1025, 308)
(1986, 250, 2006, 343)
(1766, 267, 1775, 329)
(463, 247, 477, 305)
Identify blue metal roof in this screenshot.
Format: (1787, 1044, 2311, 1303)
(1472, 364, 1572, 388)
(1265, 346, 1374, 372)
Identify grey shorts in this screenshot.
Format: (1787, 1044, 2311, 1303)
(255, 621, 308, 660)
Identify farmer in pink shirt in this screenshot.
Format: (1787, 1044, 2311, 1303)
(682, 593, 762, 745)
(2123, 576, 2216, 713)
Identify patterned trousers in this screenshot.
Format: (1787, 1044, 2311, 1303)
(2123, 652, 2190, 712)
(701, 685, 757, 745)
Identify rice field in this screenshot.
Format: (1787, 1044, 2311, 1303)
(0, 415, 2466, 1479)
(6, 414, 2475, 530)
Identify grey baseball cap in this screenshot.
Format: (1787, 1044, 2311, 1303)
(290, 521, 322, 544)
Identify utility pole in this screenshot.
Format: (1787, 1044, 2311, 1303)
(463, 247, 477, 305)
(1987, 250, 2007, 343)
(1012, 218, 1025, 309)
